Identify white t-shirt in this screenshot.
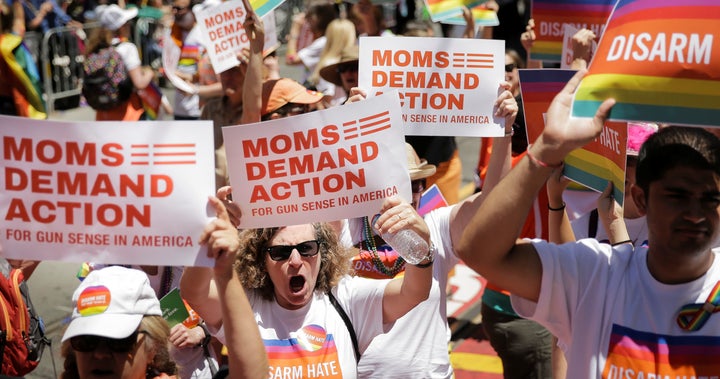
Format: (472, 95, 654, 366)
(111, 38, 141, 71)
(512, 240, 720, 378)
(213, 275, 388, 378)
(173, 25, 204, 117)
(348, 206, 458, 379)
(571, 213, 649, 248)
(297, 36, 326, 83)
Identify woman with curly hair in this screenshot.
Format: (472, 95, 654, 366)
(183, 195, 433, 377)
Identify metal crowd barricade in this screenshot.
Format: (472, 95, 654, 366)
(40, 22, 100, 114)
(22, 31, 43, 69)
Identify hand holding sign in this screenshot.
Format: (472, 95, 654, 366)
(216, 186, 242, 227)
(494, 82, 518, 131)
(200, 196, 241, 281)
(533, 70, 616, 166)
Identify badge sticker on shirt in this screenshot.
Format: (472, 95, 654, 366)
(265, 324, 343, 378)
(602, 324, 720, 378)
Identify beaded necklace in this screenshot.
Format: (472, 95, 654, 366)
(159, 266, 174, 298)
(362, 216, 405, 277)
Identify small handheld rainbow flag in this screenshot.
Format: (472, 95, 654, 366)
(417, 184, 448, 217)
(137, 81, 163, 120)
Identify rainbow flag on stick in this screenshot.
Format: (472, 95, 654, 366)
(530, 0, 615, 63)
(439, 3, 499, 27)
(571, 0, 720, 127)
(424, 0, 489, 23)
(417, 184, 448, 217)
(137, 81, 163, 120)
(520, 69, 627, 204)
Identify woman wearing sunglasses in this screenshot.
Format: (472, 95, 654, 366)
(60, 266, 177, 379)
(185, 195, 433, 378)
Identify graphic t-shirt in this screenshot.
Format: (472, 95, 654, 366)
(512, 240, 720, 378)
(173, 26, 204, 117)
(213, 276, 388, 378)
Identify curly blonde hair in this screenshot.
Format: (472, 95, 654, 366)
(235, 223, 352, 301)
(61, 315, 177, 379)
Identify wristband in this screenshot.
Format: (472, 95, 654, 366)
(548, 202, 566, 211)
(526, 144, 563, 169)
(611, 239, 633, 247)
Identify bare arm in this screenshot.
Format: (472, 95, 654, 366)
(128, 66, 154, 90)
(375, 196, 432, 324)
(596, 182, 630, 245)
(240, 10, 264, 125)
(569, 29, 596, 70)
(456, 70, 615, 302)
(546, 169, 575, 244)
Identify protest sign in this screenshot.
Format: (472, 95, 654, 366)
(222, 91, 410, 228)
(519, 69, 627, 204)
(162, 29, 197, 94)
(571, 0, 720, 127)
(0, 117, 216, 266)
(531, 0, 615, 63)
(439, 3, 499, 27)
(160, 288, 191, 328)
(249, 0, 284, 17)
(195, 0, 279, 74)
(359, 36, 505, 137)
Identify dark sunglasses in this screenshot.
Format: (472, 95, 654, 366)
(172, 5, 189, 12)
(411, 179, 426, 194)
(273, 103, 309, 118)
(505, 63, 517, 73)
(70, 331, 145, 353)
(337, 64, 358, 74)
(266, 240, 320, 261)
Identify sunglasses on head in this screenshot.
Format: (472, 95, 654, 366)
(411, 179, 426, 194)
(337, 64, 358, 74)
(266, 240, 320, 261)
(70, 331, 145, 353)
(505, 63, 517, 73)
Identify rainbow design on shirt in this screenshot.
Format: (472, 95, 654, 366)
(571, 0, 720, 126)
(530, 0, 616, 62)
(77, 286, 112, 316)
(264, 325, 343, 378)
(602, 324, 720, 377)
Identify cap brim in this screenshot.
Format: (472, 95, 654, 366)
(62, 313, 143, 342)
(319, 59, 358, 88)
(289, 89, 323, 104)
(409, 165, 436, 180)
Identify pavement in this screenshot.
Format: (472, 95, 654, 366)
(22, 52, 501, 378)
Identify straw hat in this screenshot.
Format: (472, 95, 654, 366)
(406, 143, 436, 180)
(319, 45, 359, 88)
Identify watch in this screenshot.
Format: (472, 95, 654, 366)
(414, 242, 436, 268)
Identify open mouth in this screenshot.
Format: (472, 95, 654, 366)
(91, 369, 114, 376)
(290, 275, 305, 293)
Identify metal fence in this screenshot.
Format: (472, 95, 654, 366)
(29, 18, 165, 114)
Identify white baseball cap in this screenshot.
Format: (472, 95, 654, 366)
(62, 266, 161, 342)
(96, 4, 138, 31)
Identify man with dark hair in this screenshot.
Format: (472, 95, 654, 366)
(458, 70, 720, 378)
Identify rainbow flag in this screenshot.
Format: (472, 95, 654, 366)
(0, 34, 46, 119)
(137, 81, 163, 120)
(439, 4, 499, 27)
(572, 0, 720, 127)
(520, 69, 627, 204)
(417, 184, 448, 217)
(424, 0, 489, 23)
(530, 0, 616, 63)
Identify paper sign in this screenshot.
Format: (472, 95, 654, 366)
(222, 91, 410, 228)
(162, 30, 197, 94)
(519, 69, 627, 204)
(417, 184, 448, 217)
(0, 117, 216, 266)
(359, 36, 505, 137)
(439, 4, 499, 27)
(530, 0, 615, 63)
(571, 0, 720, 127)
(423, 0, 488, 23)
(160, 288, 191, 327)
(195, 1, 280, 74)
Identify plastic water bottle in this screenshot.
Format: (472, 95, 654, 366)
(372, 215, 429, 265)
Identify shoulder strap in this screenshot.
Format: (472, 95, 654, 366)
(588, 208, 599, 238)
(327, 291, 360, 363)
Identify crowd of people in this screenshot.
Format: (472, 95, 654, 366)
(3, 0, 720, 378)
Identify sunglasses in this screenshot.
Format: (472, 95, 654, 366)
(411, 179, 426, 194)
(266, 240, 320, 261)
(172, 5, 189, 12)
(505, 63, 517, 73)
(70, 331, 145, 353)
(273, 103, 309, 118)
(337, 64, 358, 74)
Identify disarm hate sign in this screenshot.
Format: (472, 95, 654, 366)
(0, 118, 216, 267)
(222, 92, 410, 228)
(359, 36, 505, 137)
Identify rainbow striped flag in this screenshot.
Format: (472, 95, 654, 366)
(0, 34, 46, 119)
(417, 184, 448, 217)
(530, 0, 616, 63)
(439, 4, 499, 27)
(424, 0, 489, 23)
(250, 0, 284, 17)
(520, 69, 627, 204)
(137, 81, 163, 120)
(572, 0, 720, 127)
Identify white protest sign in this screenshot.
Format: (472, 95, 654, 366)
(359, 36, 505, 137)
(195, 0, 280, 74)
(0, 117, 216, 267)
(162, 29, 197, 94)
(223, 91, 410, 228)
